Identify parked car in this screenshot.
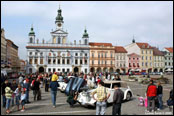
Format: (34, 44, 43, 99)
(77, 81, 133, 107)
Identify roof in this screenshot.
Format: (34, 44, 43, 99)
(89, 42, 112, 47)
(136, 42, 153, 49)
(115, 46, 127, 53)
(165, 47, 173, 53)
(152, 47, 164, 56)
(127, 53, 140, 57)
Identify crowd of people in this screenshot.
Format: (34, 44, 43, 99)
(1, 71, 173, 115)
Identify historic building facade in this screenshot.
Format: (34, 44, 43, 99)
(125, 39, 154, 73)
(26, 7, 90, 74)
(1, 28, 7, 68)
(115, 46, 128, 74)
(152, 47, 165, 72)
(127, 53, 141, 72)
(162, 47, 173, 72)
(89, 42, 115, 73)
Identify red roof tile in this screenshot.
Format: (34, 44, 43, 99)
(89, 42, 112, 47)
(165, 47, 173, 53)
(115, 46, 127, 53)
(136, 42, 152, 49)
(152, 47, 164, 56)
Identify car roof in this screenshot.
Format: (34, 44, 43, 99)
(103, 80, 126, 84)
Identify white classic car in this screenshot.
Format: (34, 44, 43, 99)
(77, 81, 133, 107)
(57, 76, 74, 92)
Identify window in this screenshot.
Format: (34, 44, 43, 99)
(40, 52, 43, 56)
(62, 69, 65, 73)
(30, 37, 32, 43)
(67, 59, 70, 64)
(75, 59, 78, 65)
(137, 58, 139, 60)
(58, 69, 60, 71)
(29, 58, 32, 64)
(29, 52, 32, 56)
(67, 69, 70, 72)
(48, 68, 51, 72)
(142, 62, 144, 66)
(85, 59, 87, 65)
(111, 61, 112, 65)
(133, 58, 135, 60)
(75, 53, 78, 56)
(58, 37, 61, 44)
(80, 53, 83, 56)
(85, 39, 88, 45)
(53, 59, 56, 64)
(145, 62, 148, 67)
(85, 69, 87, 73)
(98, 60, 100, 65)
(129, 63, 131, 67)
(146, 56, 148, 60)
(129, 58, 131, 60)
(150, 56, 152, 60)
(92, 53, 94, 58)
(102, 53, 103, 58)
(111, 53, 112, 58)
(92, 60, 94, 65)
(146, 50, 147, 54)
(105, 53, 107, 58)
(48, 59, 51, 64)
(80, 59, 83, 65)
(40, 58, 43, 64)
(105, 61, 107, 65)
(58, 59, 60, 64)
(142, 56, 144, 60)
(85, 53, 87, 57)
(98, 53, 100, 58)
(62, 59, 65, 64)
(142, 51, 143, 54)
(35, 52, 38, 56)
(34, 58, 38, 64)
(53, 68, 56, 73)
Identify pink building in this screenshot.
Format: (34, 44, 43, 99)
(127, 53, 141, 72)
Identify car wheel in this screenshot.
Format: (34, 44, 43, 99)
(126, 92, 131, 101)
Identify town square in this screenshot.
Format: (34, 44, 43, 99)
(1, 1, 173, 115)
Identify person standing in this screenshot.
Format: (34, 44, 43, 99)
(5, 83, 13, 114)
(92, 81, 110, 115)
(14, 84, 22, 111)
(146, 80, 157, 112)
(1, 79, 9, 108)
(157, 81, 163, 110)
(20, 88, 26, 112)
(33, 78, 41, 101)
(112, 85, 124, 115)
(23, 77, 31, 103)
(19, 75, 23, 87)
(11, 80, 18, 106)
(49, 72, 59, 108)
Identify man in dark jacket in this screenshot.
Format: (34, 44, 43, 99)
(49, 79, 59, 108)
(157, 81, 163, 110)
(146, 80, 157, 112)
(33, 78, 41, 101)
(112, 84, 124, 115)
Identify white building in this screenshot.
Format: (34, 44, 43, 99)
(162, 47, 173, 72)
(26, 6, 90, 74)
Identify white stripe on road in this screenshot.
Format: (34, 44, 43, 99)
(12, 110, 95, 115)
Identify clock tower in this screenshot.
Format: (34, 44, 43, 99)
(51, 5, 68, 44)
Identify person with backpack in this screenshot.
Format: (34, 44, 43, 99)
(92, 81, 110, 115)
(146, 80, 157, 112)
(112, 85, 124, 115)
(49, 72, 59, 108)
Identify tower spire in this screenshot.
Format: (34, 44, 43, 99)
(132, 34, 135, 43)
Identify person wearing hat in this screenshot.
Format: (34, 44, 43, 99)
(49, 72, 59, 108)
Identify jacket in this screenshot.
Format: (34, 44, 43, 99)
(5, 87, 13, 99)
(147, 84, 157, 97)
(157, 85, 163, 95)
(49, 81, 58, 91)
(113, 89, 124, 104)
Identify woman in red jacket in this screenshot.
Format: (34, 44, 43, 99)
(146, 80, 157, 112)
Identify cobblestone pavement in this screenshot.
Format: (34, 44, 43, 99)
(1, 75, 173, 115)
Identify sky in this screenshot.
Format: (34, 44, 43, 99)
(1, 1, 173, 60)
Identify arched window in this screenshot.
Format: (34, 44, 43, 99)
(58, 37, 61, 44)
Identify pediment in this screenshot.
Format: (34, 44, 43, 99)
(51, 29, 68, 34)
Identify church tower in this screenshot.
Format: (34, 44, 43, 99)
(28, 25, 35, 43)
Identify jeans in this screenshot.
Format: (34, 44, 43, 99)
(51, 90, 57, 106)
(2, 95, 6, 107)
(157, 94, 163, 109)
(25, 90, 29, 102)
(6, 98, 11, 110)
(147, 97, 155, 111)
(16, 96, 21, 106)
(112, 103, 122, 115)
(11, 93, 15, 106)
(96, 101, 107, 115)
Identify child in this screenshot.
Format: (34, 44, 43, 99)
(20, 88, 26, 112)
(14, 84, 22, 111)
(5, 83, 13, 114)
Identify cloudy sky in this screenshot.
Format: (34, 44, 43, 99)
(1, 1, 173, 60)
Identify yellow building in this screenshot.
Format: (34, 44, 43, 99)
(89, 42, 115, 73)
